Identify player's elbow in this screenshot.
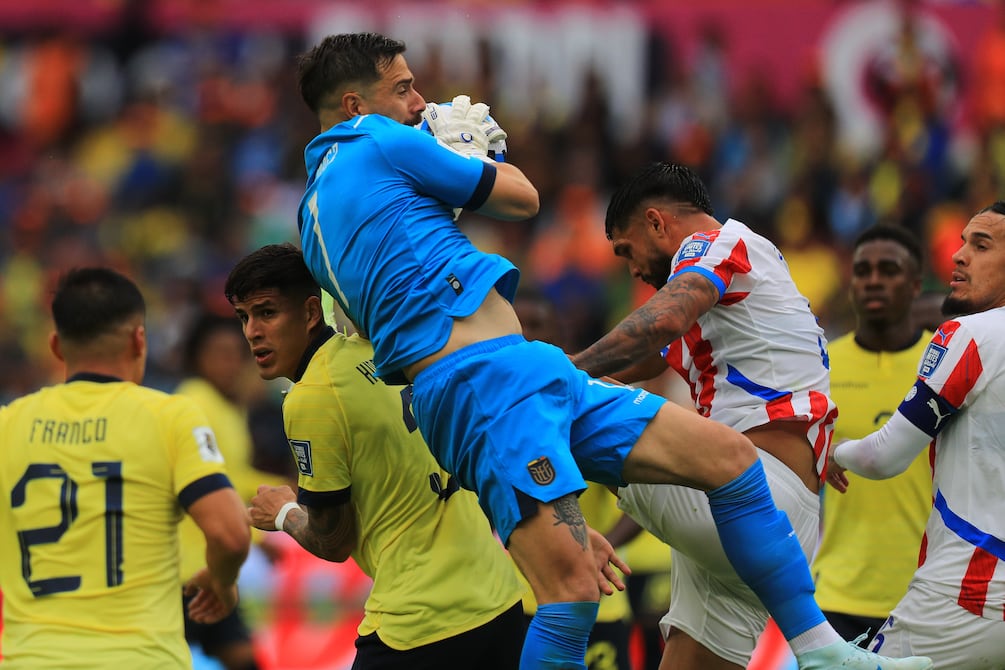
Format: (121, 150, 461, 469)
(484, 164, 539, 220)
(326, 543, 355, 563)
(858, 455, 908, 480)
(208, 522, 252, 561)
(513, 186, 540, 219)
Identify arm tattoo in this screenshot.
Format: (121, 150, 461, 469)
(551, 494, 588, 550)
(572, 272, 719, 378)
(283, 504, 356, 562)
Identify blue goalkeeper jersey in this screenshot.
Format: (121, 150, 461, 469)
(298, 114, 520, 384)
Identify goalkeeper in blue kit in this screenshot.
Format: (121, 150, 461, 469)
(291, 31, 934, 670)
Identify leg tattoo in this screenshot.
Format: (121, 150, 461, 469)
(552, 494, 588, 549)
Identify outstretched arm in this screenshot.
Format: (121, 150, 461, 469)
(572, 272, 719, 379)
(249, 484, 357, 562)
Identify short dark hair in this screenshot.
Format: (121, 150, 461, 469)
(296, 32, 407, 115)
(181, 312, 245, 376)
(225, 243, 321, 305)
(852, 224, 924, 270)
(977, 200, 1005, 217)
(51, 267, 145, 343)
(605, 162, 714, 240)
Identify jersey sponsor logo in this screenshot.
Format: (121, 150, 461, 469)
(919, 342, 947, 379)
(678, 239, 710, 261)
(289, 439, 314, 476)
(527, 456, 555, 485)
(193, 426, 224, 463)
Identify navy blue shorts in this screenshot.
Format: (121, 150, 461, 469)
(412, 335, 664, 544)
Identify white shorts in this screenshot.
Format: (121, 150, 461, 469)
(617, 448, 820, 666)
(869, 582, 1005, 669)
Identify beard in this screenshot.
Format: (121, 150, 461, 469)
(941, 294, 969, 318)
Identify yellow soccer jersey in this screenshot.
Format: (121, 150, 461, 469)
(519, 483, 632, 623)
(813, 332, 933, 618)
(0, 374, 231, 669)
(174, 377, 282, 581)
(284, 331, 522, 650)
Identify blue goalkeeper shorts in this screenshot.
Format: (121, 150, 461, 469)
(411, 334, 665, 544)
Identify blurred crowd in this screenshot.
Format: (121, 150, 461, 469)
(2, 0, 1004, 408)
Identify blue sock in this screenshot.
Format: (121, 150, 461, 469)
(706, 459, 825, 640)
(520, 601, 599, 670)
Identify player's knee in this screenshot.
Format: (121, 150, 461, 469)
(714, 430, 758, 475)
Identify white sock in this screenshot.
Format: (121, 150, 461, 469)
(788, 622, 845, 655)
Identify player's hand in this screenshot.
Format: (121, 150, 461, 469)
(480, 113, 507, 146)
(587, 526, 630, 595)
(249, 484, 297, 531)
(183, 567, 239, 624)
(421, 94, 492, 160)
(826, 442, 850, 493)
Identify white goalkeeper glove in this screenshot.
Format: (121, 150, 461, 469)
(421, 94, 494, 160)
(418, 100, 509, 161)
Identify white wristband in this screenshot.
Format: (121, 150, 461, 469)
(274, 501, 299, 532)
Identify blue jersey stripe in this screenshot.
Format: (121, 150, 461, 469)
(935, 489, 1005, 561)
(725, 364, 788, 401)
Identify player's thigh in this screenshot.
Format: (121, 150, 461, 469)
(660, 626, 744, 670)
(507, 494, 601, 603)
(659, 551, 765, 668)
(618, 448, 819, 574)
(620, 402, 756, 490)
(870, 585, 1005, 669)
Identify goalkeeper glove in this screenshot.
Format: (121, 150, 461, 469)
(421, 94, 493, 160)
(418, 100, 508, 161)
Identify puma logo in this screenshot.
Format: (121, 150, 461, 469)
(928, 398, 951, 429)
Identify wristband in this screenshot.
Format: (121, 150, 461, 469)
(274, 501, 299, 532)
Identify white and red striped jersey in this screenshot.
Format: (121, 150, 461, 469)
(909, 308, 1005, 620)
(660, 219, 836, 478)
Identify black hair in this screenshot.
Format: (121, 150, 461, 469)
(977, 200, 1005, 217)
(225, 243, 321, 305)
(296, 32, 406, 115)
(51, 267, 145, 343)
(852, 224, 924, 269)
(181, 312, 246, 376)
(605, 162, 713, 240)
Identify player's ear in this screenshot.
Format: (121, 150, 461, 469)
(645, 206, 667, 236)
(342, 90, 363, 118)
(305, 295, 324, 329)
(49, 331, 64, 363)
(131, 324, 147, 361)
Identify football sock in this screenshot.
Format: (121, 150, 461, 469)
(706, 459, 829, 642)
(520, 601, 599, 670)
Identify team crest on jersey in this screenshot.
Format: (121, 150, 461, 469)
(678, 239, 710, 261)
(289, 439, 314, 476)
(527, 456, 555, 485)
(193, 426, 224, 463)
(919, 342, 947, 380)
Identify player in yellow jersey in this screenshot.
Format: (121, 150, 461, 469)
(0, 267, 250, 669)
(813, 225, 933, 646)
(175, 313, 285, 670)
(226, 243, 527, 669)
